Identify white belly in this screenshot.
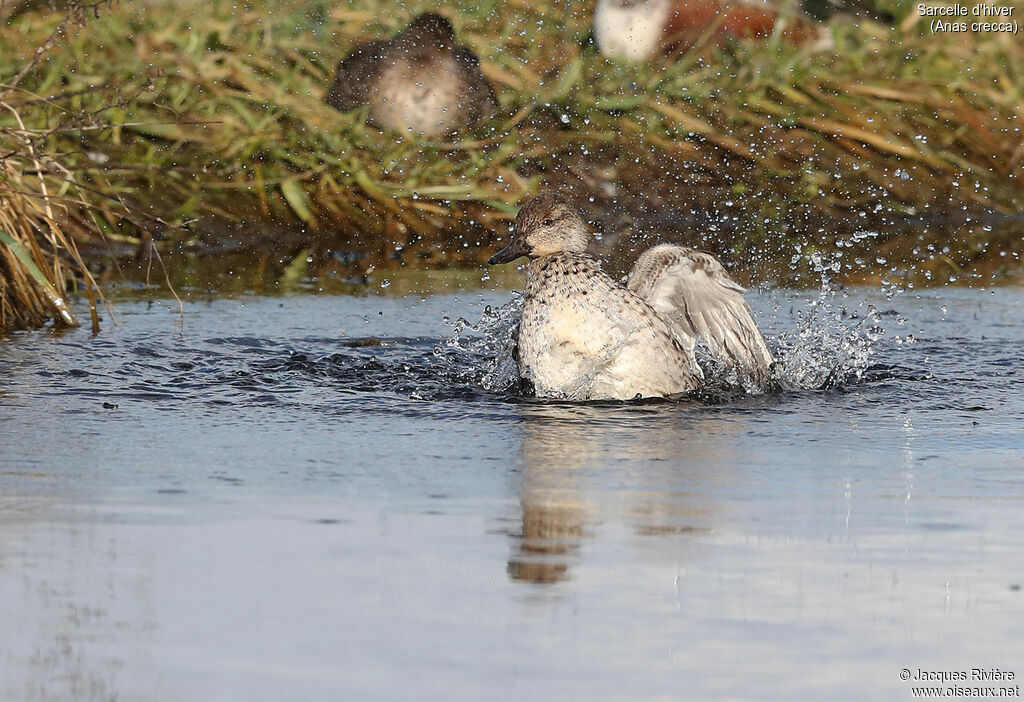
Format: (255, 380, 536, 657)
(371, 59, 463, 137)
(518, 293, 700, 401)
(593, 0, 671, 61)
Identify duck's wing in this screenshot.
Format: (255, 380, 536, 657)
(324, 39, 390, 112)
(627, 244, 774, 380)
(453, 46, 499, 117)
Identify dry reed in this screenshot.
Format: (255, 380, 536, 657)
(0, 0, 115, 332)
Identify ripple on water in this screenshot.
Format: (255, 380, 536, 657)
(1, 288, 1019, 427)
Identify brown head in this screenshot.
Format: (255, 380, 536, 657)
(488, 194, 591, 265)
(394, 13, 457, 57)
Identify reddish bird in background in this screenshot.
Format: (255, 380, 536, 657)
(593, 0, 890, 61)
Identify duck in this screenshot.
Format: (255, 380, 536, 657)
(324, 13, 498, 137)
(592, 0, 820, 61)
(487, 194, 774, 401)
(593, 0, 894, 61)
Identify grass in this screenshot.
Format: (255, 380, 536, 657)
(1, 0, 1022, 285)
(0, 1, 113, 332)
(0, 158, 103, 332)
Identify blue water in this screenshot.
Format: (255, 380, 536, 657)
(0, 285, 1021, 701)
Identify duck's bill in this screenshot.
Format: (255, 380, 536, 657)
(488, 238, 528, 265)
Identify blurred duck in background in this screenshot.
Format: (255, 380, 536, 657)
(593, 0, 892, 61)
(325, 13, 498, 138)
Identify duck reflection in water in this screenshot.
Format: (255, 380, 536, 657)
(506, 403, 756, 585)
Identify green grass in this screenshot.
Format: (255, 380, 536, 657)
(1, 0, 1021, 283)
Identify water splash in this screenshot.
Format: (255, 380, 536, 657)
(248, 246, 900, 403)
(770, 294, 883, 391)
(439, 294, 523, 394)
(439, 261, 891, 399)
(771, 250, 886, 390)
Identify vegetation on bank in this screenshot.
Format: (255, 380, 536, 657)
(0, 163, 92, 332)
(0, 1, 111, 332)
(1, 0, 1022, 291)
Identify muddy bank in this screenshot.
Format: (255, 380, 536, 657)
(80, 212, 1023, 301)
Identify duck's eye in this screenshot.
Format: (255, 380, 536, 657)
(542, 218, 554, 227)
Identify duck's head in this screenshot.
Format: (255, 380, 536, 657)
(488, 194, 591, 265)
(395, 13, 456, 56)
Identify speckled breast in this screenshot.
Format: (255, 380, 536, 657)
(517, 255, 701, 401)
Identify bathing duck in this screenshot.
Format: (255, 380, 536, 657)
(593, 0, 820, 61)
(325, 13, 498, 137)
(488, 194, 774, 401)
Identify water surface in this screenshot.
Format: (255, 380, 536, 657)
(1, 284, 1022, 701)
